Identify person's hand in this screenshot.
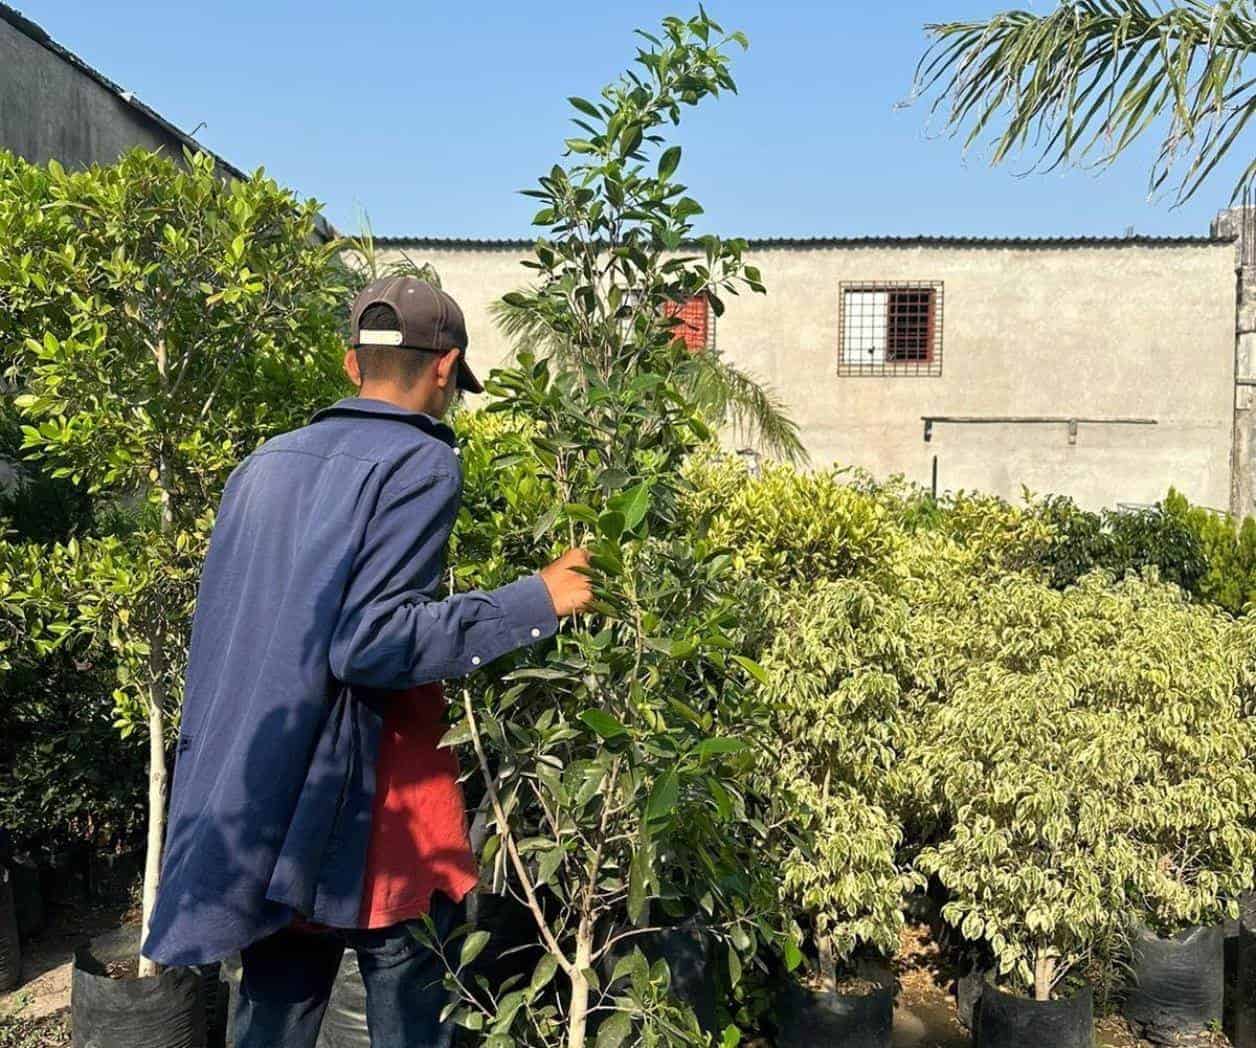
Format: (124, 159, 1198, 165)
(539, 548, 594, 618)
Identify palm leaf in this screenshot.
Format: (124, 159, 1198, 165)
(489, 296, 807, 464)
(911, 0, 1256, 204)
(339, 209, 443, 287)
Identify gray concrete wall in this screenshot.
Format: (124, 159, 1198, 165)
(1213, 207, 1254, 518)
(0, 16, 188, 169)
(378, 239, 1238, 512)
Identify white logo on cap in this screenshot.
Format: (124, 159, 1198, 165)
(357, 329, 404, 347)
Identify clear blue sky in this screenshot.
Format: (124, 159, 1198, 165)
(21, 0, 1251, 240)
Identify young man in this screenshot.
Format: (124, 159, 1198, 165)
(142, 276, 592, 1047)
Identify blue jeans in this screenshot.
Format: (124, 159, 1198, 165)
(236, 893, 464, 1048)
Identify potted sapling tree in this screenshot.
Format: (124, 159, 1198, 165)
(2, 147, 346, 1044)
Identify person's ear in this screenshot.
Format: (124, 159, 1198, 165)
(344, 348, 363, 388)
(435, 348, 461, 390)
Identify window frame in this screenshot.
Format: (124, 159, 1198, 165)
(664, 292, 716, 354)
(838, 280, 944, 377)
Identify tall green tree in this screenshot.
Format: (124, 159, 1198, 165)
(429, 12, 792, 1046)
(0, 148, 348, 973)
(913, 1, 1255, 203)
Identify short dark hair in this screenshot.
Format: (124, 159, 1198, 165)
(353, 303, 435, 390)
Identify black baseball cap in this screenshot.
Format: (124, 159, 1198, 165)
(349, 276, 483, 394)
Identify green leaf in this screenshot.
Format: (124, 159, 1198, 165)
(579, 709, 627, 739)
(783, 938, 803, 972)
(438, 722, 474, 749)
(731, 655, 770, 687)
(528, 954, 559, 998)
(646, 770, 678, 823)
(598, 510, 625, 542)
(595, 1012, 632, 1048)
(596, 468, 631, 492)
(460, 930, 491, 969)
(565, 138, 596, 155)
(657, 146, 682, 181)
(628, 846, 650, 923)
(695, 737, 746, 759)
(569, 96, 603, 120)
(533, 503, 561, 542)
(564, 502, 600, 525)
(720, 1025, 742, 1048)
(607, 483, 650, 531)
(536, 845, 564, 885)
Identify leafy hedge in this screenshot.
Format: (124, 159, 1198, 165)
(674, 456, 1256, 1003)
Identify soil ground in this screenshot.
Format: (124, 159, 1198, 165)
(0, 900, 1231, 1047)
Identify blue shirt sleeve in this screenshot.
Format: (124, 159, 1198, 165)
(328, 464, 559, 689)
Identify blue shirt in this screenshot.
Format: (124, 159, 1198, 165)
(142, 397, 557, 966)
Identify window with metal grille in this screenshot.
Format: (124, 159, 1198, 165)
(839, 281, 943, 376)
(664, 293, 714, 353)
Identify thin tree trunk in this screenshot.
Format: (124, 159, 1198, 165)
(817, 931, 839, 1004)
(138, 334, 173, 978)
(567, 934, 592, 1048)
(1033, 948, 1055, 1002)
(138, 655, 168, 978)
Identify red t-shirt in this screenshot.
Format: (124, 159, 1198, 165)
(356, 682, 479, 928)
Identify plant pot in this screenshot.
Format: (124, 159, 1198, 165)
(12, 860, 44, 941)
(71, 941, 206, 1048)
(957, 965, 995, 1031)
(1235, 921, 1256, 1048)
(0, 866, 21, 991)
(774, 981, 894, 1048)
(975, 983, 1094, 1048)
(636, 921, 717, 1035)
(314, 949, 369, 1048)
(1124, 925, 1223, 1044)
(198, 964, 229, 1048)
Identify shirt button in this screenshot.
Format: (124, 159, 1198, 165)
(530, 627, 541, 638)
(471, 655, 481, 666)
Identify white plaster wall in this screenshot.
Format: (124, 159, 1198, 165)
(377, 241, 1237, 512)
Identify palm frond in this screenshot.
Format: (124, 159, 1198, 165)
(678, 353, 808, 465)
(489, 295, 574, 366)
(339, 209, 443, 287)
(912, 0, 1256, 203)
(493, 296, 806, 463)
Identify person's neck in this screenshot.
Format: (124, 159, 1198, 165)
(356, 384, 443, 418)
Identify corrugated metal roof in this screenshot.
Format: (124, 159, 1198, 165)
(375, 233, 1232, 250)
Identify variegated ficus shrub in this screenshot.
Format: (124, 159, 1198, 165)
(909, 568, 1256, 1000)
(676, 457, 1256, 1007)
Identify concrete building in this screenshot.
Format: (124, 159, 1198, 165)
(375, 224, 1251, 514)
(0, 2, 245, 177)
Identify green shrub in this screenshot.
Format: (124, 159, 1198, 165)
(0, 658, 146, 858)
(754, 579, 915, 989)
(911, 572, 1256, 1000)
(1030, 494, 1207, 594)
(429, 15, 792, 1044)
(1164, 488, 1256, 615)
(0, 146, 350, 970)
(694, 459, 902, 588)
